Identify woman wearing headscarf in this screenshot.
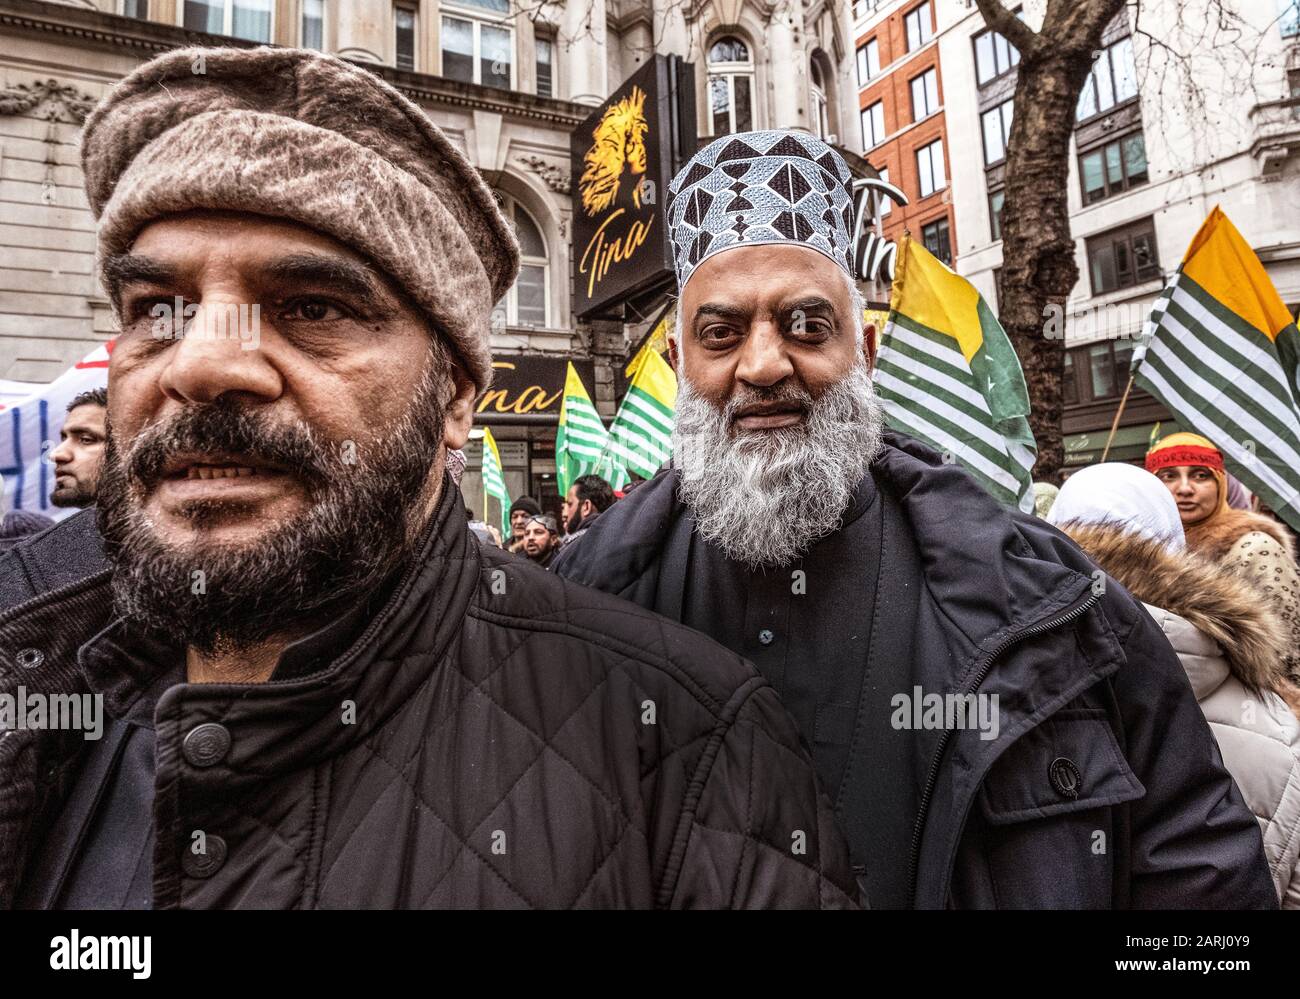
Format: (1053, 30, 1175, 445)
(1049, 462, 1300, 907)
(1146, 432, 1300, 684)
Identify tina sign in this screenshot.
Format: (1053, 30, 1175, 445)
(571, 55, 695, 319)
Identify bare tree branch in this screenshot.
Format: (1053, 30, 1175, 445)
(973, 0, 1040, 57)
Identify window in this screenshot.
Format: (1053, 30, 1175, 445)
(916, 137, 945, 197)
(904, 2, 933, 51)
(1062, 350, 1079, 405)
(709, 37, 754, 135)
(536, 35, 554, 97)
(302, 0, 324, 49)
(973, 26, 1020, 86)
(922, 217, 952, 265)
(878, 167, 892, 215)
(856, 39, 880, 86)
(1064, 341, 1135, 404)
(910, 68, 939, 121)
(1088, 342, 1117, 398)
(395, 5, 416, 70)
(1282, 0, 1300, 38)
(183, 0, 271, 41)
(810, 60, 830, 140)
(861, 101, 885, 148)
(1076, 36, 1138, 121)
(989, 188, 1005, 241)
(494, 196, 549, 326)
(441, 12, 513, 87)
(981, 99, 1014, 165)
(1087, 217, 1160, 294)
(1079, 131, 1148, 204)
(123, 0, 148, 18)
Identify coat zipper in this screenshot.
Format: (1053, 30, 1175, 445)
(905, 587, 1102, 906)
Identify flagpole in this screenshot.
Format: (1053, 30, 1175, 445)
(1100, 373, 1135, 462)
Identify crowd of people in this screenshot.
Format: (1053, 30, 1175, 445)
(2, 44, 1299, 910)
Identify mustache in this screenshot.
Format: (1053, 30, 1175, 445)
(121, 403, 329, 490)
(723, 382, 816, 425)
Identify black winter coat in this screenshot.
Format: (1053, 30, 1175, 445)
(0, 481, 858, 909)
(553, 432, 1278, 909)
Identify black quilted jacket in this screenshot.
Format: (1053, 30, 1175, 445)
(0, 481, 858, 909)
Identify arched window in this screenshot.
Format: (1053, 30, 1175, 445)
(495, 194, 549, 327)
(809, 59, 829, 140)
(708, 36, 754, 136)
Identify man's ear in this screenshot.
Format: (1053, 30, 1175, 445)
(443, 363, 478, 451)
(667, 334, 680, 372)
(864, 322, 878, 374)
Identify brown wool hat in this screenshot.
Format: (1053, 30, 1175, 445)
(81, 46, 519, 392)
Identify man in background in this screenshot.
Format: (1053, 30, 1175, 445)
(522, 513, 560, 569)
(50, 387, 107, 509)
(508, 495, 542, 553)
(562, 474, 614, 547)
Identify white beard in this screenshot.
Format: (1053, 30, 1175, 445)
(673, 360, 885, 569)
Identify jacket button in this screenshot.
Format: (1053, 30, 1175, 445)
(182, 835, 227, 879)
(16, 648, 43, 669)
(183, 723, 231, 768)
(1049, 756, 1081, 799)
(758, 629, 775, 646)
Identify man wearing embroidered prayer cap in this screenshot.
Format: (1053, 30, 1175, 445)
(557, 129, 1276, 910)
(0, 52, 859, 910)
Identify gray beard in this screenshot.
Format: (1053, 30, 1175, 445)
(673, 361, 885, 569)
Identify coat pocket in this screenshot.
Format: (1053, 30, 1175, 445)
(966, 708, 1147, 908)
(979, 708, 1145, 823)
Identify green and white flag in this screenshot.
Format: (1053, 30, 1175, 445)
(556, 362, 613, 495)
(597, 347, 677, 485)
(480, 426, 510, 538)
(875, 235, 1037, 512)
(1131, 207, 1300, 531)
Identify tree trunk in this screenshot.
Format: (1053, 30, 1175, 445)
(975, 0, 1126, 484)
(997, 49, 1095, 483)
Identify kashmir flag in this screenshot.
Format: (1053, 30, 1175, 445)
(1, 340, 112, 518)
(625, 302, 673, 381)
(555, 362, 612, 495)
(479, 426, 511, 538)
(599, 347, 676, 484)
(1131, 206, 1300, 531)
(875, 236, 1037, 512)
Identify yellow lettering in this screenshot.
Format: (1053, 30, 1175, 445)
(579, 210, 655, 299)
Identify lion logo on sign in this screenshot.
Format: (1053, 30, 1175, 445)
(580, 86, 649, 216)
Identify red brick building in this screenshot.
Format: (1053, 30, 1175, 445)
(855, 0, 955, 268)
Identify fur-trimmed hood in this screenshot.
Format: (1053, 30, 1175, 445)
(1186, 508, 1298, 563)
(1061, 522, 1288, 695)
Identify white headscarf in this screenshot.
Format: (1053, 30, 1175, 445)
(1047, 462, 1186, 552)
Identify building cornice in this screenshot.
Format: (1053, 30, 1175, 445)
(0, 0, 591, 127)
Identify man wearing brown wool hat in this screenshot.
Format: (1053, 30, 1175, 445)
(0, 47, 855, 910)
